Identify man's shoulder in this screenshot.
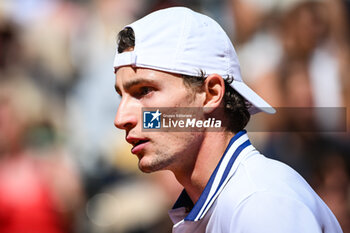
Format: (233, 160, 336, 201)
(217, 152, 314, 208)
(210, 188, 341, 233)
(208, 153, 342, 232)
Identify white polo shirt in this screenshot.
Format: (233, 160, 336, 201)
(168, 131, 342, 233)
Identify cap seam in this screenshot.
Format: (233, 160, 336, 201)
(225, 33, 230, 79)
(174, 10, 191, 70)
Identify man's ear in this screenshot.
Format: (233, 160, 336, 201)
(203, 74, 225, 111)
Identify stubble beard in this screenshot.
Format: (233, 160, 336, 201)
(138, 148, 177, 173)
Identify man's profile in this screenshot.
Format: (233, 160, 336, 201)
(113, 7, 342, 233)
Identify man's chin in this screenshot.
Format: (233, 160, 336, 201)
(138, 156, 166, 173)
(138, 162, 158, 173)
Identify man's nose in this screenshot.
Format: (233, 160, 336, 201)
(114, 97, 138, 131)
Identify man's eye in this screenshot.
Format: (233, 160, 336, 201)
(136, 87, 153, 98)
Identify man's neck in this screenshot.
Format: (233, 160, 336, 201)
(173, 131, 235, 204)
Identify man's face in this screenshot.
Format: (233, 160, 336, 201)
(114, 67, 205, 173)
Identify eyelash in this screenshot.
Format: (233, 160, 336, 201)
(135, 86, 154, 98)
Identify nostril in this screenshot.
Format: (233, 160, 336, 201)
(114, 119, 127, 130)
(119, 122, 134, 131)
(114, 114, 138, 131)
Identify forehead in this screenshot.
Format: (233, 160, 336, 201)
(115, 66, 184, 88)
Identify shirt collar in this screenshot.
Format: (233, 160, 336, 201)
(170, 130, 254, 222)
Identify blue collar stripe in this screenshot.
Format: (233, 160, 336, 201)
(184, 130, 248, 221)
(197, 139, 251, 220)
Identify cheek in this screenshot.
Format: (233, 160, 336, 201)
(152, 132, 203, 154)
(170, 90, 198, 107)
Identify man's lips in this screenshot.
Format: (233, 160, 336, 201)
(126, 137, 150, 154)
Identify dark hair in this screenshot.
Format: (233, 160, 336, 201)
(117, 27, 251, 133)
(181, 72, 251, 133)
(117, 27, 135, 53)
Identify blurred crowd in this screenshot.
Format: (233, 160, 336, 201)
(0, 0, 349, 232)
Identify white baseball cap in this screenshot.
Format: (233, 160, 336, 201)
(114, 7, 275, 114)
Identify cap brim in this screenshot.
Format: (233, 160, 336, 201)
(231, 81, 276, 114)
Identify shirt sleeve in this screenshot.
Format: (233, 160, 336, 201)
(229, 192, 323, 233)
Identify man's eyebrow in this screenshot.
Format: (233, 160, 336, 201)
(114, 84, 121, 96)
(114, 78, 158, 95)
